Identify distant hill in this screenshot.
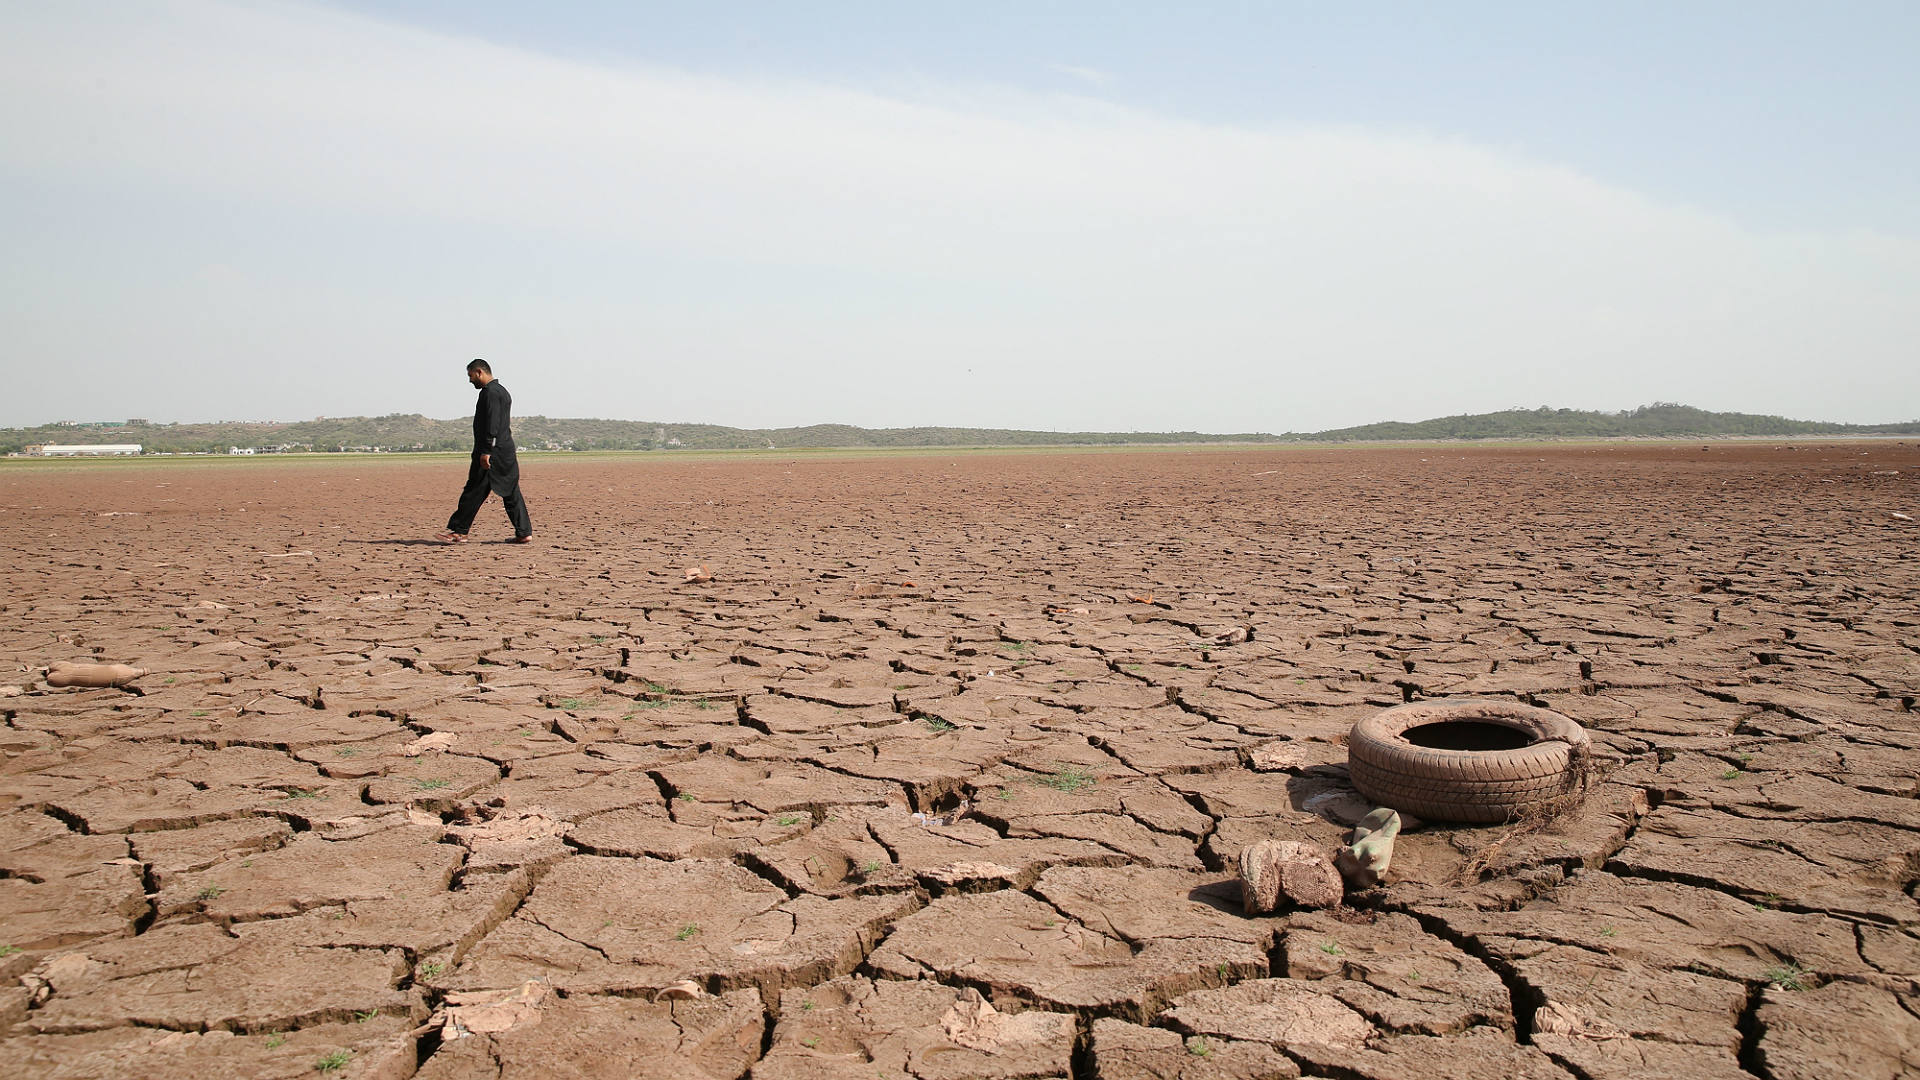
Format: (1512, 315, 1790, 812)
(0, 415, 1277, 455)
(1296, 403, 1920, 442)
(4, 403, 1914, 455)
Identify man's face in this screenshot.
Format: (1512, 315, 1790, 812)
(467, 368, 488, 388)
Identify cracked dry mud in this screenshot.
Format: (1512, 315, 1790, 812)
(1, 442, 1917, 1079)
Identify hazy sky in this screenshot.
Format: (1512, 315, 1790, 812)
(2, 1, 1915, 432)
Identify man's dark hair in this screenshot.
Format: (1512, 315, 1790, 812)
(467, 359, 492, 375)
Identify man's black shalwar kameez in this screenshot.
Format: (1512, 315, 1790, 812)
(446, 379, 532, 538)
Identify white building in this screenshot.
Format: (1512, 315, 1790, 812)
(26, 444, 142, 456)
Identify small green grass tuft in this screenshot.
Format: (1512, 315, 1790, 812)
(0, 944, 20, 957)
(1186, 1036, 1213, 1058)
(196, 885, 225, 901)
(801, 999, 814, 1010)
(265, 1033, 286, 1049)
(1033, 764, 1096, 793)
(675, 924, 700, 941)
(676, 791, 695, 801)
(1318, 940, 1343, 955)
(418, 961, 444, 979)
(861, 860, 882, 875)
(926, 717, 956, 733)
(695, 698, 718, 710)
(190, 710, 209, 717)
(777, 815, 804, 827)
(1764, 962, 1810, 991)
(285, 787, 319, 799)
(415, 778, 451, 790)
(315, 1049, 352, 1072)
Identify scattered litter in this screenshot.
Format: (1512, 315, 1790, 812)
(185, 600, 230, 611)
(655, 980, 705, 1001)
(1239, 839, 1343, 913)
(1872, 470, 1900, 475)
(923, 861, 1018, 887)
(400, 731, 458, 756)
(356, 593, 409, 602)
(1335, 807, 1402, 889)
(939, 987, 1061, 1051)
(97, 512, 142, 517)
(0, 685, 22, 698)
(46, 662, 148, 688)
(1300, 787, 1377, 826)
(1128, 592, 1155, 604)
(684, 565, 712, 583)
(1248, 744, 1302, 772)
(1893, 512, 1914, 522)
(912, 800, 970, 827)
(22, 952, 95, 1005)
(447, 805, 565, 845)
(1533, 999, 1629, 1040)
(434, 979, 550, 1040)
(1251, 470, 1278, 476)
(261, 551, 313, 559)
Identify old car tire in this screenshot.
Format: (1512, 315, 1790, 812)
(1347, 699, 1592, 823)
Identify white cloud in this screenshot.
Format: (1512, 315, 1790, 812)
(0, 0, 1915, 430)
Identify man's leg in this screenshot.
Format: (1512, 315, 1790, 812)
(445, 456, 491, 534)
(501, 481, 532, 539)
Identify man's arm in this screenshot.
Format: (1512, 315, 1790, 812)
(480, 383, 509, 469)
(487, 384, 511, 447)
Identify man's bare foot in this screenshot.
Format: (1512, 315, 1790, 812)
(436, 531, 468, 543)
(510, 535, 533, 544)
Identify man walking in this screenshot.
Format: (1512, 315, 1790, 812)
(437, 359, 533, 543)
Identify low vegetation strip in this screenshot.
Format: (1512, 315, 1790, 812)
(4, 402, 1914, 455)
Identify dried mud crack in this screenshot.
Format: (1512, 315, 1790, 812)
(3, 442, 1919, 1078)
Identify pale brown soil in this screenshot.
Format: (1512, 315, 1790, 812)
(2, 442, 1918, 1079)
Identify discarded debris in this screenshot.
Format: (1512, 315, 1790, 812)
(655, 980, 705, 1001)
(45, 661, 148, 688)
(1893, 512, 1914, 522)
(938, 987, 1060, 1051)
(400, 731, 458, 756)
(433, 979, 550, 1040)
(1239, 839, 1343, 913)
(1335, 807, 1402, 889)
(261, 550, 314, 559)
(446, 805, 564, 845)
(923, 861, 1019, 887)
(912, 800, 970, 827)
(22, 952, 95, 1005)
(1533, 999, 1629, 1040)
(1128, 592, 1156, 604)
(684, 565, 713, 583)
